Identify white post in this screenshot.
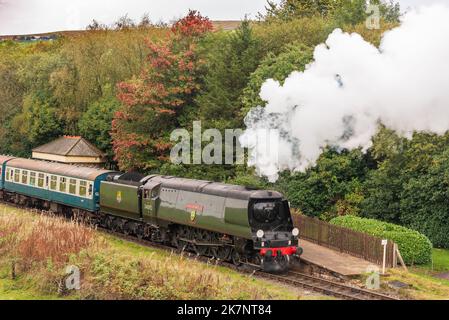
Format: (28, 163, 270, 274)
(381, 239, 388, 275)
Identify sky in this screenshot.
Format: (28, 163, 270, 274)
(0, 0, 447, 36)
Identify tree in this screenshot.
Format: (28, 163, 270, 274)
(263, 0, 342, 21)
(333, 0, 401, 26)
(197, 19, 263, 129)
(400, 150, 449, 248)
(114, 14, 136, 30)
(241, 43, 313, 114)
(86, 19, 108, 31)
(261, 0, 401, 26)
(79, 87, 120, 160)
(139, 13, 153, 28)
(278, 148, 368, 220)
(112, 10, 213, 171)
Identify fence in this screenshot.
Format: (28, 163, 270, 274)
(292, 214, 396, 268)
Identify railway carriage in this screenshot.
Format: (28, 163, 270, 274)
(2, 158, 116, 213)
(0, 156, 15, 191)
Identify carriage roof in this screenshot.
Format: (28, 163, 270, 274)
(6, 158, 115, 181)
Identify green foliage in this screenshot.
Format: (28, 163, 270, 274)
(242, 43, 313, 114)
(78, 88, 120, 160)
(330, 215, 433, 265)
(263, 0, 343, 20)
(228, 170, 269, 190)
(253, 16, 333, 56)
(263, 0, 400, 25)
(0, 27, 166, 156)
(197, 20, 263, 129)
(361, 129, 449, 248)
(278, 149, 369, 220)
(400, 149, 449, 248)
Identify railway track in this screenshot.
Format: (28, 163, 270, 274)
(103, 228, 399, 301)
(259, 270, 399, 300)
(3, 202, 399, 300)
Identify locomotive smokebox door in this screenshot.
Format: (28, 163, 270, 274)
(142, 181, 162, 219)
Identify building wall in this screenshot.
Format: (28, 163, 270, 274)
(32, 152, 105, 165)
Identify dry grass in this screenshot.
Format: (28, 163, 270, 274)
(0, 205, 301, 300)
(384, 269, 449, 300)
(0, 207, 97, 268)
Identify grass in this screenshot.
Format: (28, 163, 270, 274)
(0, 204, 319, 300)
(373, 248, 449, 300)
(383, 269, 449, 300)
(419, 248, 449, 274)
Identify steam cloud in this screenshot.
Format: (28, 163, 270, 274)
(240, 5, 449, 182)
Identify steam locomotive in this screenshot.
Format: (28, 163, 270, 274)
(0, 155, 301, 273)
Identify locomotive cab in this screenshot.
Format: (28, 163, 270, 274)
(248, 191, 301, 273)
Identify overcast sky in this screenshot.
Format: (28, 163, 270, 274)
(0, 0, 447, 36)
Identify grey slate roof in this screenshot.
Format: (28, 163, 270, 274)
(32, 136, 105, 158)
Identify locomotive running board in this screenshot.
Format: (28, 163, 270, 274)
(178, 238, 229, 247)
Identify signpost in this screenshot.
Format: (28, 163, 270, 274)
(381, 239, 388, 275)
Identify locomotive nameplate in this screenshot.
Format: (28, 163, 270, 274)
(185, 203, 204, 212)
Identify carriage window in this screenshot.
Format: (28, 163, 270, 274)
(59, 177, 67, 192)
(50, 176, 57, 190)
(0, 167, 2, 179)
(22, 170, 28, 184)
(30, 172, 36, 186)
(6, 169, 10, 181)
(69, 179, 77, 194)
(38, 174, 45, 188)
(79, 181, 87, 197)
(14, 169, 20, 182)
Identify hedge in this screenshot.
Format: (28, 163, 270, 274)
(330, 215, 433, 265)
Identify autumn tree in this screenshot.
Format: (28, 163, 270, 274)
(111, 10, 213, 171)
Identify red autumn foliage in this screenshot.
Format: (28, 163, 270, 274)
(171, 10, 214, 37)
(112, 11, 212, 171)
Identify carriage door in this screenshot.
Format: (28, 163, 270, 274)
(142, 182, 162, 220)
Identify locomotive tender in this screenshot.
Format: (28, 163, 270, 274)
(0, 155, 301, 273)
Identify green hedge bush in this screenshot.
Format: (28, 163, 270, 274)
(330, 215, 433, 265)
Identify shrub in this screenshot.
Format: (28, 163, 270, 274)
(330, 215, 432, 265)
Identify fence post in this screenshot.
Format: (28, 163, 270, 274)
(393, 243, 398, 268)
(339, 226, 343, 253)
(363, 233, 367, 260)
(317, 220, 321, 245)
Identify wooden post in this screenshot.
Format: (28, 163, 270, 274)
(393, 243, 398, 268)
(395, 246, 408, 272)
(317, 220, 321, 246)
(382, 239, 388, 275)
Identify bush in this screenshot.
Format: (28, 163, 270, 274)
(330, 215, 432, 265)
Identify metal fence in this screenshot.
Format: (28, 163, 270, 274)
(291, 213, 396, 268)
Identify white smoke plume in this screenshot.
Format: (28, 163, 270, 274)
(240, 5, 449, 182)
